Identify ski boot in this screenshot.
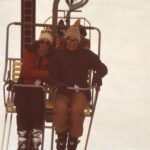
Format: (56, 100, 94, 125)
(30, 128, 42, 150)
(17, 130, 28, 150)
(67, 137, 80, 150)
(56, 132, 67, 150)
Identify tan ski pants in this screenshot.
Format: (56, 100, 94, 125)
(53, 91, 88, 138)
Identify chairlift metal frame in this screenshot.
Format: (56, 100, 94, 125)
(1, 0, 102, 150)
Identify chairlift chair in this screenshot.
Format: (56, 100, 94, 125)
(1, 1, 102, 149)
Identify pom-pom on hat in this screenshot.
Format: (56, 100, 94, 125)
(39, 28, 53, 44)
(74, 19, 80, 28)
(65, 26, 81, 42)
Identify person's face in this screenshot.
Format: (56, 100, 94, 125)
(56, 38, 62, 49)
(66, 37, 79, 51)
(38, 38, 51, 56)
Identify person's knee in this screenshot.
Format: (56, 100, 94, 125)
(71, 93, 87, 116)
(70, 105, 84, 117)
(54, 100, 68, 115)
(54, 94, 69, 114)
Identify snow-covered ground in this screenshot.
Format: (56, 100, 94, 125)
(1, 0, 150, 150)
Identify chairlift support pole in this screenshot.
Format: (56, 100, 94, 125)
(52, 0, 60, 35)
(21, 0, 36, 57)
(66, 0, 89, 26)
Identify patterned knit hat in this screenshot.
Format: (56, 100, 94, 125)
(39, 28, 53, 44)
(65, 26, 81, 42)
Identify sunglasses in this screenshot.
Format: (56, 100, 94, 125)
(39, 40, 50, 46)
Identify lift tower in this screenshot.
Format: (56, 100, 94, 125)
(21, 0, 36, 56)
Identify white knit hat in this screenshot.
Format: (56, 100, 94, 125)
(65, 26, 81, 42)
(39, 29, 53, 44)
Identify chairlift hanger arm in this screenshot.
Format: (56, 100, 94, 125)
(66, 0, 89, 26)
(51, 0, 89, 31)
(66, 0, 89, 11)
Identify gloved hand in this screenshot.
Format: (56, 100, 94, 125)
(92, 73, 102, 87)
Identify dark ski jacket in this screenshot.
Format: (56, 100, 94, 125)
(48, 48, 108, 97)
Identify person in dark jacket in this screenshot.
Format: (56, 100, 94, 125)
(15, 28, 54, 150)
(48, 26, 108, 150)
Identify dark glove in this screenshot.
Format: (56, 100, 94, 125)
(92, 73, 102, 86)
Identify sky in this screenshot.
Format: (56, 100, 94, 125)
(0, 0, 150, 150)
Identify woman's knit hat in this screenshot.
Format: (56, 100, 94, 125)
(65, 26, 81, 42)
(39, 28, 53, 44)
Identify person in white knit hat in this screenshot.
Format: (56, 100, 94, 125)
(39, 28, 53, 43)
(38, 28, 53, 56)
(48, 25, 108, 150)
(61, 25, 80, 53)
(65, 26, 81, 42)
(15, 28, 54, 150)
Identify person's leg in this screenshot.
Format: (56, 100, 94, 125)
(68, 91, 88, 150)
(30, 88, 45, 129)
(67, 137, 80, 150)
(15, 87, 31, 149)
(17, 112, 30, 150)
(31, 128, 42, 150)
(53, 93, 70, 134)
(56, 132, 68, 150)
(17, 130, 28, 150)
(53, 93, 69, 150)
(15, 88, 31, 130)
(30, 88, 45, 149)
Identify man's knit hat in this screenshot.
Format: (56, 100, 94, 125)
(39, 28, 53, 44)
(65, 26, 81, 42)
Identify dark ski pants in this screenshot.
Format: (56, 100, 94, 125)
(53, 91, 88, 138)
(14, 87, 45, 131)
